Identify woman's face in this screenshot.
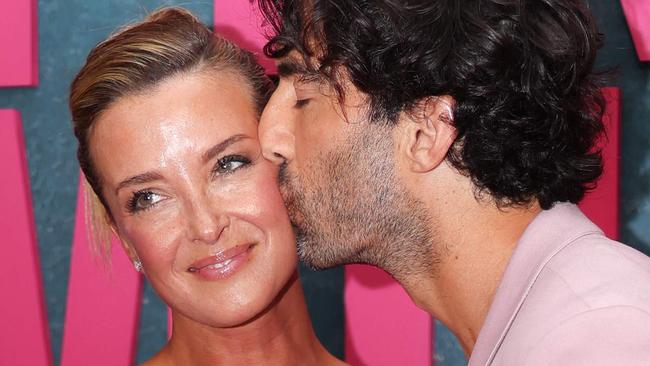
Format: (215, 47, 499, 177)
(90, 71, 297, 327)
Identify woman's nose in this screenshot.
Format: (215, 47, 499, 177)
(185, 201, 226, 245)
(259, 90, 296, 165)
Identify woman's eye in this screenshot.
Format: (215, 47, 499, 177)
(214, 155, 251, 175)
(127, 190, 163, 213)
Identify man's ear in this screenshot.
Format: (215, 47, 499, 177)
(401, 95, 458, 173)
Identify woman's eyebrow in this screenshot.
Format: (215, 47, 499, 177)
(114, 134, 250, 195)
(201, 133, 250, 164)
(115, 171, 163, 195)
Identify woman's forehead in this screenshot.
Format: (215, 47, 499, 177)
(88, 71, 261, 184)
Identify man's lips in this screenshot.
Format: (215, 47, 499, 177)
(187, 243, 256, 273)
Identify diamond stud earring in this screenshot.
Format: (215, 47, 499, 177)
(133, 260, 143, 272)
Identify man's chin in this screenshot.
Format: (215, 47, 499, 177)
(286, 204, 305, 229)
(293, 227, 326, 270)
(295, 231, 350, 270)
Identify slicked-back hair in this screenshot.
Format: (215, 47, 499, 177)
(70, 7, 272, 260)
(255, 0, 606, 210)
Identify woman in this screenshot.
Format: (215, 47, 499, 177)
(69, 7, 346, 366)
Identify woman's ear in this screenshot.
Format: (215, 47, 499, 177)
(401, 95, 458, 173)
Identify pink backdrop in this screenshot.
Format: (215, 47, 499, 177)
(0, 0, 38, 86)
(60, 178, 143, 366)
(621, 1, 650, 61)
(0, 110, 51, 366)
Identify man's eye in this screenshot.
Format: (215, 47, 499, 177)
(295, 98, 311, 108)
(214, 155, 251, 175)
(127, 190, 163, 213)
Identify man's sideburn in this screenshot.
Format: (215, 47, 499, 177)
(278, 120, 439, 281)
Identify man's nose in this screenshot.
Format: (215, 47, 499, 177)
(259, 91, 295, 165)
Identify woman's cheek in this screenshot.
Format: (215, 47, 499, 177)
(249, 162, 287, 213)
(120, 211, 183, 268)
(226, 168, 288, 226)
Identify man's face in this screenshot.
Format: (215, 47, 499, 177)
(259, 55, 434, 277)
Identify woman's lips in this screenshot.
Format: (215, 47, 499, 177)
(188, 243, 256, 280)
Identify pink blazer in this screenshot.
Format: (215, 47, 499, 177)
(469, 203, 650, 366)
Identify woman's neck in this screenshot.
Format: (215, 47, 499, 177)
(145, 273, 344, 366)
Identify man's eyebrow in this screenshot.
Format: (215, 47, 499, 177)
(277, 59, 308, 78)
(201, 133, 249, 164)
(116, 171, 163, 195)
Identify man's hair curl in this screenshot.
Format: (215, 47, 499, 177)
(256, 0, 606, 209)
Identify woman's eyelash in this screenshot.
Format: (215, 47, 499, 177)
(213, 154, 251, 176)
(124, 155, 251, 213)
(126, 189, 161, 214)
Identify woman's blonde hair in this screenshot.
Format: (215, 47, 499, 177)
(69, 7, 272, 262)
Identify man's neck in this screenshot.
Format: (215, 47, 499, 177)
(400, 173, 541, 356)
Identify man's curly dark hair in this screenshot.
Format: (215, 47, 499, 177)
(255, 0, 606, 210)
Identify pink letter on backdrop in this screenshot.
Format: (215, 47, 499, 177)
(0, 110, 52, 366)
(60, 176, 143, 366)
(345, 265, 432, 366)
(0, 0, 38, 87)
(579, 87, 621, 239)
(621, 0, 650, 61)
(214, 0, 275, 73)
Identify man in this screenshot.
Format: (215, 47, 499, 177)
(255, 0, 650, 364)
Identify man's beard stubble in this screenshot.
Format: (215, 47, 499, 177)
(278, 124, 439, 282)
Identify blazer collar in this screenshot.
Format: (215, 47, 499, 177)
(468, 203, 602, 366)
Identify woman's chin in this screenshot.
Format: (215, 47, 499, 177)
(167, 285, 282, 330)
(156, 253, 299, 330)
